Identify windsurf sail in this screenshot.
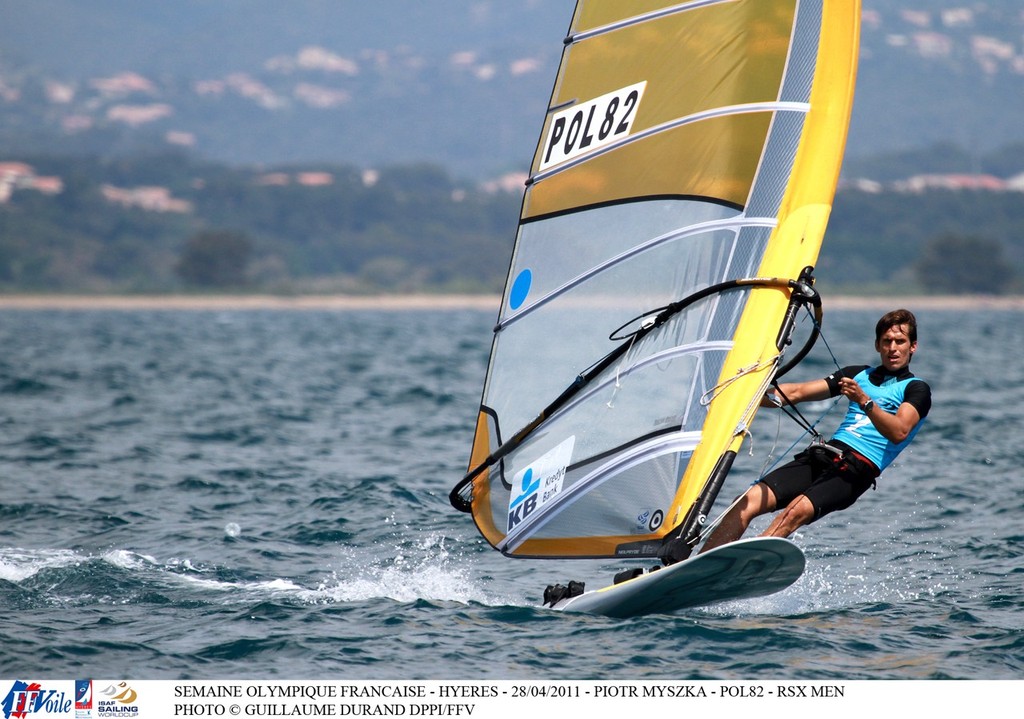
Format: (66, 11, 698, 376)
(451, 0, 860, 561)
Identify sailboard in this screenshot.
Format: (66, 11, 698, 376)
(450, 0, 860, 612)
(550, 537, 805, 618)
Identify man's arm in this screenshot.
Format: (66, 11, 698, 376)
(762, 378, 832, 407)
(875, 402, 922, 444)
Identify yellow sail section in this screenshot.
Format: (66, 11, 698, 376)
(667, 0, 861, 531)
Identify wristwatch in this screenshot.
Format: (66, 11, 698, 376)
(860, 399, 875, 413)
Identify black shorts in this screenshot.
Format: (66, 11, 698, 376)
(760, 442, 880, 522)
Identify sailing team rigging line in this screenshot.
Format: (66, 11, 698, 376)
(450, 0, 860, 578)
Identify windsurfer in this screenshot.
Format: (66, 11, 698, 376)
(699, 309, 931, 553)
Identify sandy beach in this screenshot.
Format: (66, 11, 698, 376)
(0, 293, 1022, 311)
(0, 294, 502, 311)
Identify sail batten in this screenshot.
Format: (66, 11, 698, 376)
(454, 0, 860, 561)
(570, 0, 742, 42)
(540, 339, 735, 420)
(497, 216, 778, 329)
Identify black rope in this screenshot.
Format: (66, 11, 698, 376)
(772, 382, 825, 441)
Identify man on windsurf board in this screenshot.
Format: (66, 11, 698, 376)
(699, 309, 932, 552)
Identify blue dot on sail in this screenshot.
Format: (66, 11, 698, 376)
(509, 269, 532, 310)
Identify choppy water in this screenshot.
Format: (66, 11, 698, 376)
(0, 304, 1020, 680)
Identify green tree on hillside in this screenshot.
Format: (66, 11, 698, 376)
(913, 234, 1016, 294)
(176, 230, 253, 288)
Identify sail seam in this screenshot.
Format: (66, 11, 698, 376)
(529, 101, 810, 186)
(566, 426, 684, 475)
(521, 194, 743, 225)
(500, 216, 777, 330)
(568, 0, 737, 43)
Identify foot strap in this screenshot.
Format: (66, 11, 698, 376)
(542, 580, 585, 606)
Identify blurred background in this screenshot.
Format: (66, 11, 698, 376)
(1, 0, 1021, 296)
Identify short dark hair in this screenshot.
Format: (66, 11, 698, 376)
(876, 309, 917, 343)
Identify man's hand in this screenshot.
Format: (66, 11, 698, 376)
(837, 376, 869, 406)
(838, 376, 921, 443)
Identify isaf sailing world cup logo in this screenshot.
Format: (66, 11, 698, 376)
(1, 681, 72, 718)
(97, 683, 137, 718)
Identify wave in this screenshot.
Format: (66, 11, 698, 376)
(0, 530, 514, 614)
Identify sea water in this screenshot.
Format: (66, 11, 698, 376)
(0, 304, 1020, 680)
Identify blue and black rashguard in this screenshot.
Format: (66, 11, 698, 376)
(759, 365, 932, 522)
(825, 364, 932, 471)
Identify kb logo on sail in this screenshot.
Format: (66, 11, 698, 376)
(507, 437, 575, 533)
(507, 467, 542, 531)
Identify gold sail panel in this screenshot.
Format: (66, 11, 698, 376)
(553, 1, 795, 141)
(524, 112, 773, 219)
(526, 1, 798, 217)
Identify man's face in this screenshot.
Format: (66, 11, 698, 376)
(875, 323, 916, 372)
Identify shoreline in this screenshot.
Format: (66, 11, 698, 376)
(0, 294, 501, 311)
(0, 293, 1022, 311)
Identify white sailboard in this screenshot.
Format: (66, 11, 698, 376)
(549, 537, 805, 618)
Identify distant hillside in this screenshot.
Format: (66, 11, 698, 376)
(1, 0, 1023, 178)
(1, 154, 1021, 296)
(0, 155, 522, 294)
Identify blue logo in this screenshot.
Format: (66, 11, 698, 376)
(509, 269, 532, 310)
(507, 467, 542, 532)
(75, 681, 92, 717)
(509, 468, 539, 510)
(1, 681, 72, 718)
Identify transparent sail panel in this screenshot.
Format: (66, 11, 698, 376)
(486, 200, 743, 438)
